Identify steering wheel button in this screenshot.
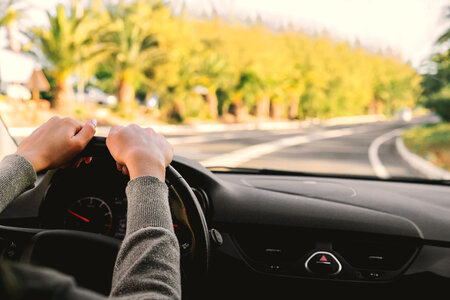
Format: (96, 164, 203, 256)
(305, 251, 342, 275)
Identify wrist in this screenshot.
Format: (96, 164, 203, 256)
(16, 151, 45, 173)
(126, 155, 166, 181)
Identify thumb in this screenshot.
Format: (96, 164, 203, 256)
(73, 119, 97, 146)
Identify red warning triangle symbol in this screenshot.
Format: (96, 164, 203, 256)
(319, 255, 328, 262)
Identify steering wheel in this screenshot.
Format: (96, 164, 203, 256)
(1, 137, 210, 297)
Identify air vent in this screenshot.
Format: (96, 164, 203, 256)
(333, 240, 417, 271)
(235, 228, 314, 267)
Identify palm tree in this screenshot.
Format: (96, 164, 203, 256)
(102, 0, 165, 114)
(437, 6, 450, 44)
(236, 70, 266, 118)
(29, 1, 106, 111)
(0, 0, 27, 53)
(193, 52, 231, 119)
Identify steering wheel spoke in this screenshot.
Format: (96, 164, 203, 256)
(0, 224, 42, 261)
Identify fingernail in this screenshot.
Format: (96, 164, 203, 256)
(90, 119, 97, 128)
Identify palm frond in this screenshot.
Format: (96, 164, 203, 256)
(438, 28, 450, 44)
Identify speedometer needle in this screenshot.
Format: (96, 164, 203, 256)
(67, 209, 90, 223)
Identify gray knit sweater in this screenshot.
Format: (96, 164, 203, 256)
(0, 154, 181, 299)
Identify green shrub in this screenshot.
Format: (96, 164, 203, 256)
(403, 123, 450, 171)
(425, 87, 450, 121)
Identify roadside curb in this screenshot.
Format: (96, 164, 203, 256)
(8, 114, 386, 137)
(395, 135, 450, 180)
(7, 121, 314, 138)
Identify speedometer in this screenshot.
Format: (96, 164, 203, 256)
(65, 197, 113, 235)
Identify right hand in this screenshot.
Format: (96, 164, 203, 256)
(106, 124, 174, 181)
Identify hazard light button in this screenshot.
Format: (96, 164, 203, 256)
(305, 251, 342, 275)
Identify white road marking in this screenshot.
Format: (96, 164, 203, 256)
(167, 128, 315, 145)
(200, 127, 362, 167)
(167, 131, 271, 145)
(368, 128, 402, 179)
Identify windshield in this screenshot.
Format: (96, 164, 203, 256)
(0, 0, 449, 181)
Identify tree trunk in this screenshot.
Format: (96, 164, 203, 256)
(206, 90, 218, 119)
(76, 78, 85, 102)
(255, 96, 269, 119)
(368, 97, 377, 114)
(228, 97, 244, 122)
(118, 79, 135, 104)
(288, 95, 300, 120)
(368, 97, 385, 115)
(6, 23, 20, 53)
(118, 79, 135, 116)
(270, 100, 282, 119)
(53, 79, 73, 114)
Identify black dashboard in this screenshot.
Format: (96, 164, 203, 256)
(1, 155, 450, 297)
(39, 158, 129, 239)
(171, 156, 450, 296)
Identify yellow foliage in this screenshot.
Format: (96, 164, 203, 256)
(28, 0, 423, 122)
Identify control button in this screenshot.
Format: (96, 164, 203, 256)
(209, 228, 223, 247)
(268, 264, 281, 270)
(368, 255, 384, 261)
(263, 248, 283, 271)
(305, 251, 342, 275)
(361, 271, 382, 280)
(264, 248, 282, 255)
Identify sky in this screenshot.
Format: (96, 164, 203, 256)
(1, 0, 449, 74)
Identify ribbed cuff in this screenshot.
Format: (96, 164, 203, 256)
(0, 154, 37, 212)
(125, 175, 172, 235)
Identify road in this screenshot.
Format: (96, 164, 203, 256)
(8, 115, 436, 179)
(167, 116, 436, 179)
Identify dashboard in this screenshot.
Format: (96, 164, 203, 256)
(1, 155, 450, 297)
(3, 157, 199, 259)
(171, 156, 450, 296)
(39, 158, 130, 239)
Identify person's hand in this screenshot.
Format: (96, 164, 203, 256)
(106, 124, 173, 181)
(16, 116, 97, 172)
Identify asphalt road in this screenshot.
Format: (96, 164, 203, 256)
(8, 115, 436, 179)
(168, 116, 436, 179)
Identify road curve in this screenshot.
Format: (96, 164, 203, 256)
(171, 116, 435, 179)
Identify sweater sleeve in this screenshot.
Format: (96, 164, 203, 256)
(0, 155, 181, 299)
(110, 176, 181, 299)
(0, 154, 37, 212)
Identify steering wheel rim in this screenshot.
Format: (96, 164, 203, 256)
(21, 136, 210, 296)
(165, 165, 210, 296)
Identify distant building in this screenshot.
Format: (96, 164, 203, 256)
(0, 49, 36, 100)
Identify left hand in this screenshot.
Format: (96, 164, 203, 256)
(16, 116, 97, 172)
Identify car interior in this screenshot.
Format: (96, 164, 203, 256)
(0, 117, 450, 299)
